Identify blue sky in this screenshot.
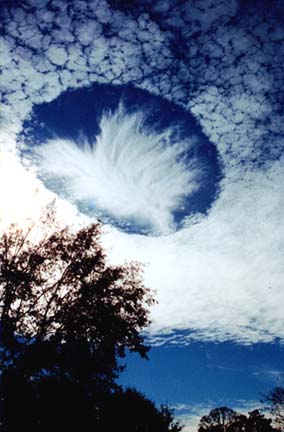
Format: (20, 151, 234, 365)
(0, 0, 284, 430)
(119, 341, 284, 428)
(120, 342, 284, 405)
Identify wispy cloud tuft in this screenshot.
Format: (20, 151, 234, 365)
(29, 106, 202, 235)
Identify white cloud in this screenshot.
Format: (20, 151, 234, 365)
(46, 44, 68, 66)
(102, 158, 284, 344)
(0, 147, 50, 231)
(0, 135, 84, 233)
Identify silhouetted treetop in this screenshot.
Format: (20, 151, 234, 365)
(198, 406, 276, 432)
(0, 211, 186, 432)
(246, 409, 275, 432)
(0, 211, 155, 381)
(198, 407, 240, 432)
(262, 386, 284, 431)
(100, 387, 183, 432)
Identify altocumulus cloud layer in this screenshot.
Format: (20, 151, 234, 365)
(0, 0, 284, 344)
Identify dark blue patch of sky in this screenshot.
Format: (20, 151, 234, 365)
(119, 340, 284, 408)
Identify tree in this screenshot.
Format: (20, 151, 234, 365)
(198, 407, 276, 432)
(198, 407, 242, 432)
(262, 387, 284, 431)
(0, 212, 154, 374)
(100, 387, 183, 432)
(246, 409, 275, 432)
(0, 211, 155, 429)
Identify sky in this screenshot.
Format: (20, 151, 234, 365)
(0, 0, 284, 430)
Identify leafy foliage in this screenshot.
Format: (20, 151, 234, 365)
(198, 407, 242, 432)
(0, 212, 169, 431)
(198, 407, 275, 432)
(0, 213, 154, 386)
(246, 409, 275, 432)
(100, 387, 183, 432)
(263, 386, 284, 431)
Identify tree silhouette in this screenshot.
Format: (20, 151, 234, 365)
(0, 212, 154, 372)
(246, 409, 275, 432)
(100, 387, 183, 432)
(198, 407, 242, 432)
(198, 407, 276, 432)
(262, 386, 284, 431)
(0, 211, 156, 430)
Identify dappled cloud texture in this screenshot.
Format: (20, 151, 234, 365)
(0, 0, 284, 344)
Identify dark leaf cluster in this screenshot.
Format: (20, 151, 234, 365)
(0, 216, 154, 384)
(262, 386, 284, 431)
(0, 213, 184, 432)
(198, 406, 276, 432)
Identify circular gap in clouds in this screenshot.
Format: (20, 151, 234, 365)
(20, 83, 222, 236)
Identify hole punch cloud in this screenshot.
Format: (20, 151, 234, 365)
(28, 106, 203, 235)
(21, 84, 221, 236)
(1, 0, 284, 344)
